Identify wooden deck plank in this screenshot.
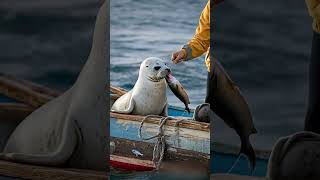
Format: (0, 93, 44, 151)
(0, 160, 107, 180)
(111, 137, 209, 163)
(0, 73, 61, 97)
(0, 103, 34, 118)
(0, 74, 58, 107)
(111, 112, 209, 132)
(111, 117, 210, 154)
(110, 155, 154, 171)
(110, 86, 127, 96)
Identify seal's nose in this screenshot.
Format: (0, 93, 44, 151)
(154, 66, 161, 71)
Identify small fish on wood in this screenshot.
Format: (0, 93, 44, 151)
(132, 149, 143, 157)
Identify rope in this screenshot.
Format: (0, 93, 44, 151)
(138, 115, 175, 170)
(227, 154, 242, 174)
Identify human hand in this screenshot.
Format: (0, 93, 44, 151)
(171, 49, 187, 64)
(306, 0, 320, 32)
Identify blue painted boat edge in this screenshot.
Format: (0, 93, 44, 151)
(168, 105, 194, 113)
(110, 113, 210, 154)
(167, 105, 194, 118)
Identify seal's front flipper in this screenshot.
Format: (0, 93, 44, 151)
(160, 103, 168, 117)
(0, 122, 79, 166)
(111, 91, 135, 114)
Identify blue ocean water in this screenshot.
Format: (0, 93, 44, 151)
(0, 0, 102, 92)
(110, 0, 209, 108)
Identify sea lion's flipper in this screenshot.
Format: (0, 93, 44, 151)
(240, 136, 256, 171)
(160, 103, 168, 117)
(0, 122, 79, 165)
(111, 91, 135, 114)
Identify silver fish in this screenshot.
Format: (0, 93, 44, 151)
(132, 149, 143, 157)
(210, 58, 257, 170)
(166, 74, 191, 113)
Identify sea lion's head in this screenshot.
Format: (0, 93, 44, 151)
(193, 103, 211, 123)
(140, 57, 171, 82)
(267, 131, 320, 180)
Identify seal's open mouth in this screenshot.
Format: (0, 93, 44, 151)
(166, 74, 173, 81)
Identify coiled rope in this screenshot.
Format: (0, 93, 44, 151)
(138, 115, 175, 170)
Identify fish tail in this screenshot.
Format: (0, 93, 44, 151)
(240, 137, 256, 172)
(184, 104, 191, 114)
(185, 107, 191, 114)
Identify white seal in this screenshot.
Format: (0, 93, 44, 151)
(111, 57, 171, 116)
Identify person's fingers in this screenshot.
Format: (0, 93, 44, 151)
(173, 57, 181, 64)
(306, 0, 320, 17)
(172, 51, 182, 64)
(177, 53, 185, 62)
(171, 52, 178, 61)
(172, 49, 187, 64)
(171, 53, 179, 64)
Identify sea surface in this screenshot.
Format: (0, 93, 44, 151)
(112, 0, 313, 151)
(0, 0, 102, 92)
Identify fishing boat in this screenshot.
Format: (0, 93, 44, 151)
(0, 73, 107, 180)
(110, 87, 271, 178)
(0, 73, 271, 179)
(110, 86, 210, 172)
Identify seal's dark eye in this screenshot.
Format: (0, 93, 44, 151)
(154, 66, 161, 71)
(146, 66, 149, 67)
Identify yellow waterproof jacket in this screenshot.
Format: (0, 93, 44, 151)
(183, 0, 211, 72)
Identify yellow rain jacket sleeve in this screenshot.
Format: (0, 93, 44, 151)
(182, 0, 211, 72)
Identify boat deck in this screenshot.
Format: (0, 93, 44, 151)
(0, 73, 270, 179)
